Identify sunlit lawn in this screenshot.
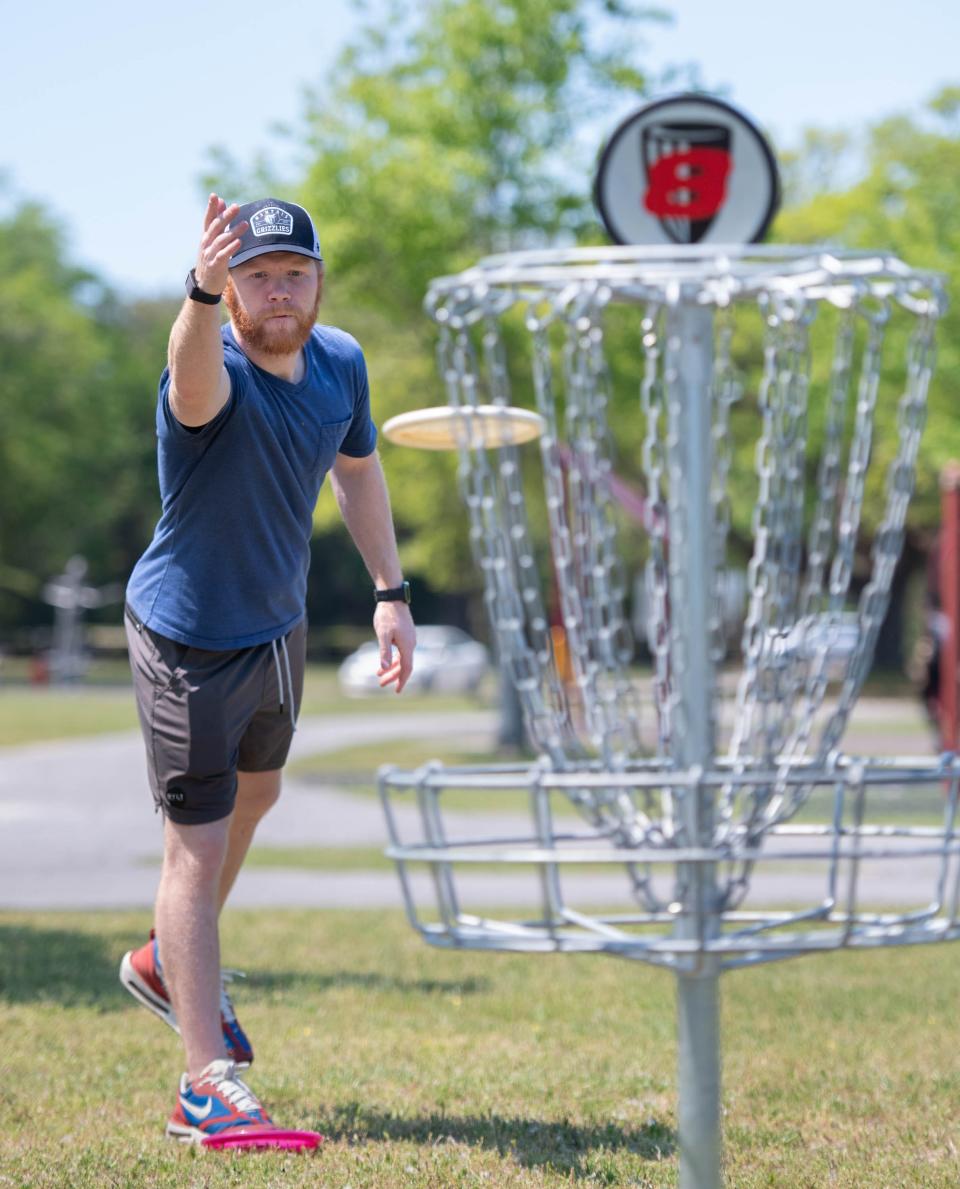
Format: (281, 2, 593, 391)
(0, 664, 491, 747)
(1, 909, 959, 1187)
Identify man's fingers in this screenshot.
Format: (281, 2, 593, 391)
(195, 217, 248, 291)
(395, 648, 414, 694)
(210, 237, 242, 265)
(204, 228, 246, 264)
(378, 650, 413, 694)
(372, 607, 416, 695)
(200, 209, 243, 252)
(202, 194, 227, 233)
(377, 658, 401, 687)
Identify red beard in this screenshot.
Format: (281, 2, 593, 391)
(224, 284, 322, 356)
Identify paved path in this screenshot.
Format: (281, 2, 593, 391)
(0, 698, 954, 915)
(0, 711, 497, 910)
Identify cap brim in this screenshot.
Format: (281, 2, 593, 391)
(229, 244, 323, 268)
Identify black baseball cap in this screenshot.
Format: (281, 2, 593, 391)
(228, 198, 323, 268)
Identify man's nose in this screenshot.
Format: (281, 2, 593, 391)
(267, 280, 292, 301)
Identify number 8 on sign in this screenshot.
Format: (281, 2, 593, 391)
(595, 94, 780, 247)
(642, 122, 732, 244)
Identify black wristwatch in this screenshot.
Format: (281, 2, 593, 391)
(184, 268, 222, 305)
(374, 581, 411, 605)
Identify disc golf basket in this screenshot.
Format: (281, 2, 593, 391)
(379, 243, 957, 1186)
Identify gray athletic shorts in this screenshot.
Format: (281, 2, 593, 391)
(125, 606, 305, 825)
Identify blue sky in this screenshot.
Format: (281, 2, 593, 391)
(4, 0, 957, 296)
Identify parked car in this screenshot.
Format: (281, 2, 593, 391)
(337, 624, 491, 696)
(767, 612, 860, 679)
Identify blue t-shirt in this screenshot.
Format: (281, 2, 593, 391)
(126, 323, 377, 649)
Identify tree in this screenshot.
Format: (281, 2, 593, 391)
(208, 0, 672, 593)
(774, 89, 960, 539)
(0, 193, 172, 637)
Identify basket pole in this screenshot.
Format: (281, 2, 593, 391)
(668, 301, 723, 1188)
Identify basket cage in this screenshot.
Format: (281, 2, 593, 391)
(378, 246, 960, 964)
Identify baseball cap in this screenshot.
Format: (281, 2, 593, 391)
(228, 198, 323, 268)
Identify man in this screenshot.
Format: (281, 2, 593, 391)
(119, 194, 416, 1148)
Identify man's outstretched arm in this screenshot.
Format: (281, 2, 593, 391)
(168, 194, 246, 427)
(330, 451, 416, 693)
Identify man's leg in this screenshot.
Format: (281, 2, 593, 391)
(217, 768, 282, 912)
(154, 815, 230, 1083)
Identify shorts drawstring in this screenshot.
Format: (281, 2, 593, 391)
(270, 634, 298, 733)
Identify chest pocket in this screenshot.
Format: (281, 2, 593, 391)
(315, 416, 353, 473)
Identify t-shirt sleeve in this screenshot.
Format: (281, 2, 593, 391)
(157, 356, 243, 442)
(337, 347, 378, 458)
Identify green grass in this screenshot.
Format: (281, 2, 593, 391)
(240, 846, 626, 875)
(292, 734, 954, 828)
(140, 845, 621, 875)
(288, 721, 571, 817)
(288, 733, 547, 815)
(136, 845, 396, 873)
(0, 685, 140, 745)
(0, 666, 490, 748)
(1, 909, 959, 1186)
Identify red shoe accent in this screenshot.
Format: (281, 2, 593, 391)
(165, 1060, 320, 1149)
(120, 930, 254, 1067)
(201, 1127, 323, 1151)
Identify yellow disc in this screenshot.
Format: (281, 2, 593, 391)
(382, 405, 545, 451)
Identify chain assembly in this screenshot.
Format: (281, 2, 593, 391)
(416, 248, 947, 924)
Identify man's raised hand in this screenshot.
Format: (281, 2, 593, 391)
(194, 194, 247, 296)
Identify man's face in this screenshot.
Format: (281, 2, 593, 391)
(224, 252, 322, 356)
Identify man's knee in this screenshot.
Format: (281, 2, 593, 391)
(235, 769, 282, 820)
(163, 817, 231, 880)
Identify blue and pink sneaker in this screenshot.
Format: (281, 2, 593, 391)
(166, 1058, 321, 1150)
(119, 930, 254, 1068)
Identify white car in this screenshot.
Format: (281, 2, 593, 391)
(337, 624, 491, 696)
(765, 613, 860, 679)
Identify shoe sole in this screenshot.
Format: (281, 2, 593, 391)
(119, 951, 180, 1032)
(166, 1121, 322, 1150)
(120, 951, 252, 1069)
(166, 1120, 202, 1145)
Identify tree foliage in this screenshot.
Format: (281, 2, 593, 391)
(0, 195, 170, 633)
(6, 8, 960, 653)
(775, 88, 960, 539)
(211, 0, 669, 590)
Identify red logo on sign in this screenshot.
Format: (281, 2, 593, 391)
(643, 147, 732, 220)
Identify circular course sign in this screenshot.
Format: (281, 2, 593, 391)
(594, 93, 780, 247)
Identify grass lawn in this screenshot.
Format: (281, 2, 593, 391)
(1, 909, 959, 1187)
(0, 666, 491, 748)
(288, 733, 551, 817)
(240, 846, 631, 875)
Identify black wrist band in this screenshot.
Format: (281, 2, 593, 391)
(185, 268, 222, 305)
(374, 581, 411, 605)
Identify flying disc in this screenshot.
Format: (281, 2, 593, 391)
(201, 1127, 323, 1151)
(382, 404, 546, 451)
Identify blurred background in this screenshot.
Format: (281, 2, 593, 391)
(2, 0, 959, 713)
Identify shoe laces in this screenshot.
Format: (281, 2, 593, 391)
(197, 1059, 261, 1115)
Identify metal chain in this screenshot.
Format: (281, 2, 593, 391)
(437, 309, 575, 764)
(800, 306, 856, 619)
(425, 264, 944, 901)
(527, 298, 665, 884)
(639, 302, 674, 764)
(562, 285, 644, 765)
(708, 303, 742, 664)
(816, 297, 939, 761)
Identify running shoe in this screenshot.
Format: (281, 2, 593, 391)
(119, 930, 254, 1068)
(166, 1058, 321, 1150)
